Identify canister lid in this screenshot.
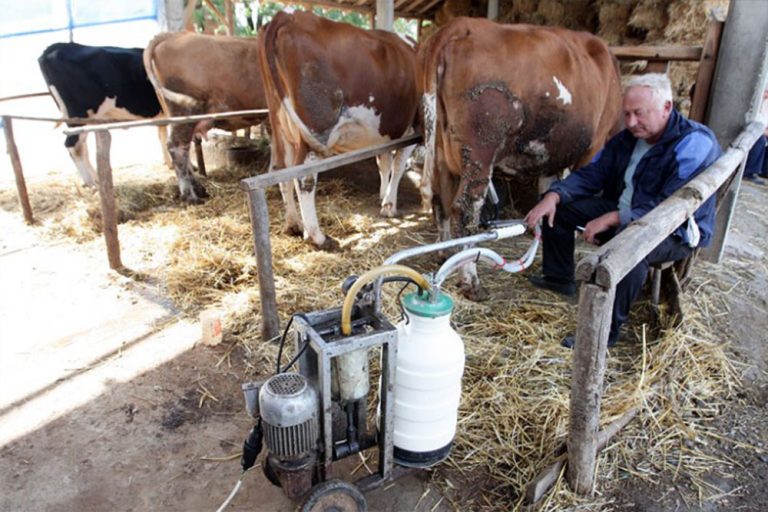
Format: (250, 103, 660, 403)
(402, 291, 454, 318)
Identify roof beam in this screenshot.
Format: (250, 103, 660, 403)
(417, 0, 442, 15)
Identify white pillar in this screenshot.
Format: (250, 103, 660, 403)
(376, 0, 394, 31)
(158, 0, 186, 32)
(702, 0, 768, 262)
(487, 0, 499, 21)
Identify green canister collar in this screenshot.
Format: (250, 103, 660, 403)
(402, 290, 454, 318)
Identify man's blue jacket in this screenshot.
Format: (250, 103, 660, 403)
(548, 109, 721, 247)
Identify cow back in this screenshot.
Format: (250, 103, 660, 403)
(258, 11, 418, 154)
(38, 43, 162, 121)
(144, 33, 266, 118)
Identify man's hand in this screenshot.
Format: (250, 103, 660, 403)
(525, 192, 560, 229)
(583, 211, 620, 244)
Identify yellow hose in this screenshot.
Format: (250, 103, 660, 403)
(341, 264, 431, 336)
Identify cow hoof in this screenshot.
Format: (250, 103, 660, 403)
(379, 204, 398, 218)
(283, 225, 303, 237)
(460, 284, 489, 302)
(316, 236, 340, 252)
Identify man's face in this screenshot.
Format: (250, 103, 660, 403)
(622, 85, 672, 143)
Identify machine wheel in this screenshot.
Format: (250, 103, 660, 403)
(299, 479, 367, 512)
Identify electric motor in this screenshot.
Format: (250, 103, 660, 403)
(259, 372, 319, 460)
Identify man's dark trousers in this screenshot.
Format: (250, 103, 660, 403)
(541, 197, 693, 342)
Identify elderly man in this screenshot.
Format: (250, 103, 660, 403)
(524, 73, 721, 348)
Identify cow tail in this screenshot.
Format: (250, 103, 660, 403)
(143, 34, 200, 110)
(418, 37, 445, 212)
(259, 12, 290, 101)
(258, 13, 328, 157)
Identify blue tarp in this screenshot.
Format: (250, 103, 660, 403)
(0, 0, 157, 39)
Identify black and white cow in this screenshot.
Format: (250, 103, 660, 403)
(38, 42, 170, 186)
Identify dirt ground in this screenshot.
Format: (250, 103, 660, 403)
(1, 113, 767, 511)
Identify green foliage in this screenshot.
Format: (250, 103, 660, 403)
(190, 0, 420, 38)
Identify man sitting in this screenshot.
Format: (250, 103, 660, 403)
(524, 73, 721, 348)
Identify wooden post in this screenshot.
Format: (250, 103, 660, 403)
(689, 19, 724, 122)
(246, 188, 280, 342)
(95, 131, 122, 270)
(566, 282, 615, 494)
(2, 116, 34, 224)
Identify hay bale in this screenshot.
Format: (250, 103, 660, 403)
(629, 0, 668, 41)
(665, 0, 728, 43)
(597, 0, 638, 45)
(434, 0, 475, 26)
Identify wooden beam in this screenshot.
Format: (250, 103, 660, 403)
(407, 0, 434, 13)
(610, 45, 702, 62)
(241, 134, 421, 190)
(416, 0, 442, 15)
(62, 109, 268, 135)
(296, 0, 372, 15)
(2, 116, 34, 224)
(95, 132, 122, 270)
(689, 19, 724, 122)
(183, 0, 197, 31)
(202, 0, 227, 31)
(525, 408, 639, 505)
(0, 91, 50, 103)
(246, 187, 280, 342)
(566, 282, 615, 494)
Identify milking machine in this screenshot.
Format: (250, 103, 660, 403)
(234, 220, 540, 511)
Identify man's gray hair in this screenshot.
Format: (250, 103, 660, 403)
(624, 73, 673, 109)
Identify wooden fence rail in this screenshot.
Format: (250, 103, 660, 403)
(566, 119, 766, 494)
(240, 134, 422, 341)
(1, 108, 269, 270)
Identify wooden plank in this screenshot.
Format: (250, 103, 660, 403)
(610, 46, 702, 61)
(95, 132, 122, 270)
(566, 283, 615, 494)
(416, 0, 442, 15)
(246, 188, 280, 342)
(240, 134, 421, 190)
(0, 91, 50, 103)
(586, 122, 764, 289)
(2, 116, 34, 224)
(525, 407, 638, 504)
(689, 20, 724, 122)
(62, 109, 269, 135)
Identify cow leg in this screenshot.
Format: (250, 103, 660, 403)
(452, 160, 494, 302)
(272, 131, 304, 237)
(158, 126, 173, 169)
(279, 180, 303, 237)
(454, 193, 488, 302)
(295, 155, 338, 251)
(380, 144, 416, 218)
(66, 133, 98, 187)
(168, 123, 208, 203)
(376, 151, 393, 203)
(538, 175, 557, 196)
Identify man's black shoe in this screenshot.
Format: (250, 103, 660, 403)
(528, 275, 576, 297)
(560, 335, 617, 349)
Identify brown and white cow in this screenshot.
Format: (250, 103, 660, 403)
(143, 33, 267, 203)
(418, 17, 622, 299)
(257, 11, 419, 250)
